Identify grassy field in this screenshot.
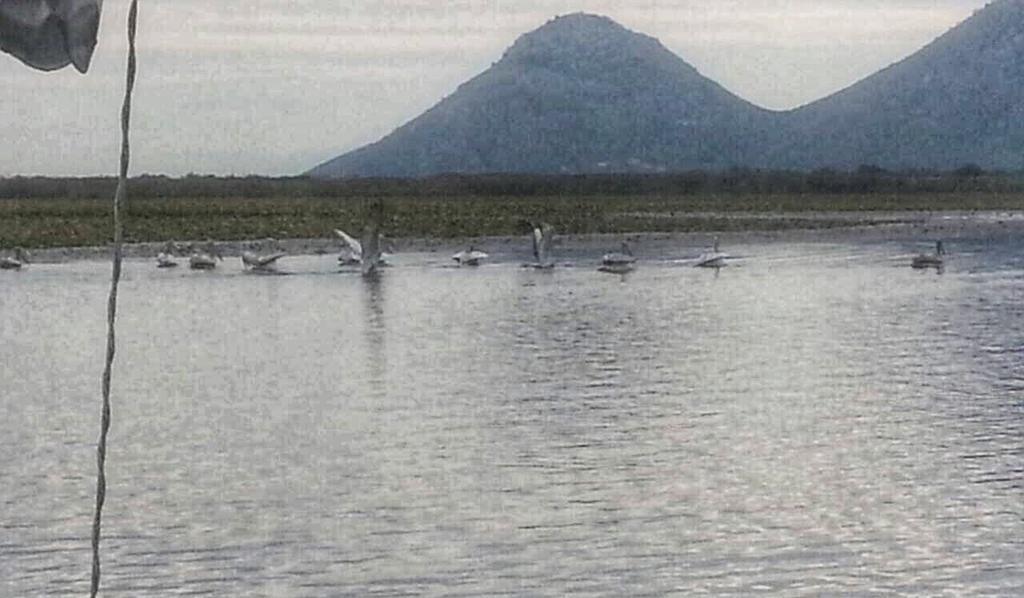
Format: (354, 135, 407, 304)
(1, 192, 1023, 249)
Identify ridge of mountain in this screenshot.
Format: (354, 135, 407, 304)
(310, 2, 1024, 177)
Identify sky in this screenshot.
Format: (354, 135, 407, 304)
(0, 0, 990, 177)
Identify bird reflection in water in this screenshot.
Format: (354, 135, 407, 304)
(360, 200, 386, 277)
(362, 273, 387, 400)
(598, 266, 634, 282)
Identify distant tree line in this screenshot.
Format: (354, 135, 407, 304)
(1, 166, 1020, 201)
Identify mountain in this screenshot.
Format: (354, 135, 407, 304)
(309, 13, 774, 177)
(773, 0, 1024, 170)
(310, 2, 1024, 177)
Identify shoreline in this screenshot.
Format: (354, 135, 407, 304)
(16, 210, 1024, 264)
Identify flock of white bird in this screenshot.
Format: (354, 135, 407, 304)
(0, 226, 949, 275)
(0, 2, 950, 279)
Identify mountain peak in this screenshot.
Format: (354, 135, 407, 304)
(498, 12, 686, 76)
(515, 12, 632, 43)
(310, 12, 761, 178)
(540, 12, 622, 31)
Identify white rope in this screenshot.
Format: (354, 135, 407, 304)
(91, 1, 138, 595)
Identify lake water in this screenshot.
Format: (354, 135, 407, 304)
(2, 237, 1022, 596)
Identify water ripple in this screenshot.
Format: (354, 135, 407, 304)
(2, 242, 1023, 594)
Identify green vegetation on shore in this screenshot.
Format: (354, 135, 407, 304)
(1, 170, 1022, 248)
(2, 191, 1023, 249)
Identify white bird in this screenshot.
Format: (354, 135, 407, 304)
(453, 246, 489, 266)
(334, 228, 363, 265)
(524, 222, 555, 269)
(911, 240, 945, 269)
(0, 247, 30, 270)
(599, 240, 637, 273)
(156, 241, 180, 268)
(694, 236, 728, 268)
(602, 241, 636, 265)
(156, 253, 178, 268)
(0, 0, 102, 73)
(334, 227, 393, 269)
(241, 251, 286, 272)
(188, 242, 222, 270)
(241, 239, 286, 273)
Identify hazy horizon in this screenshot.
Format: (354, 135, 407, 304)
(1, 0, 989, 177)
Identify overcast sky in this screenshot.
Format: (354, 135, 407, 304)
(0, 0, 989, 177)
